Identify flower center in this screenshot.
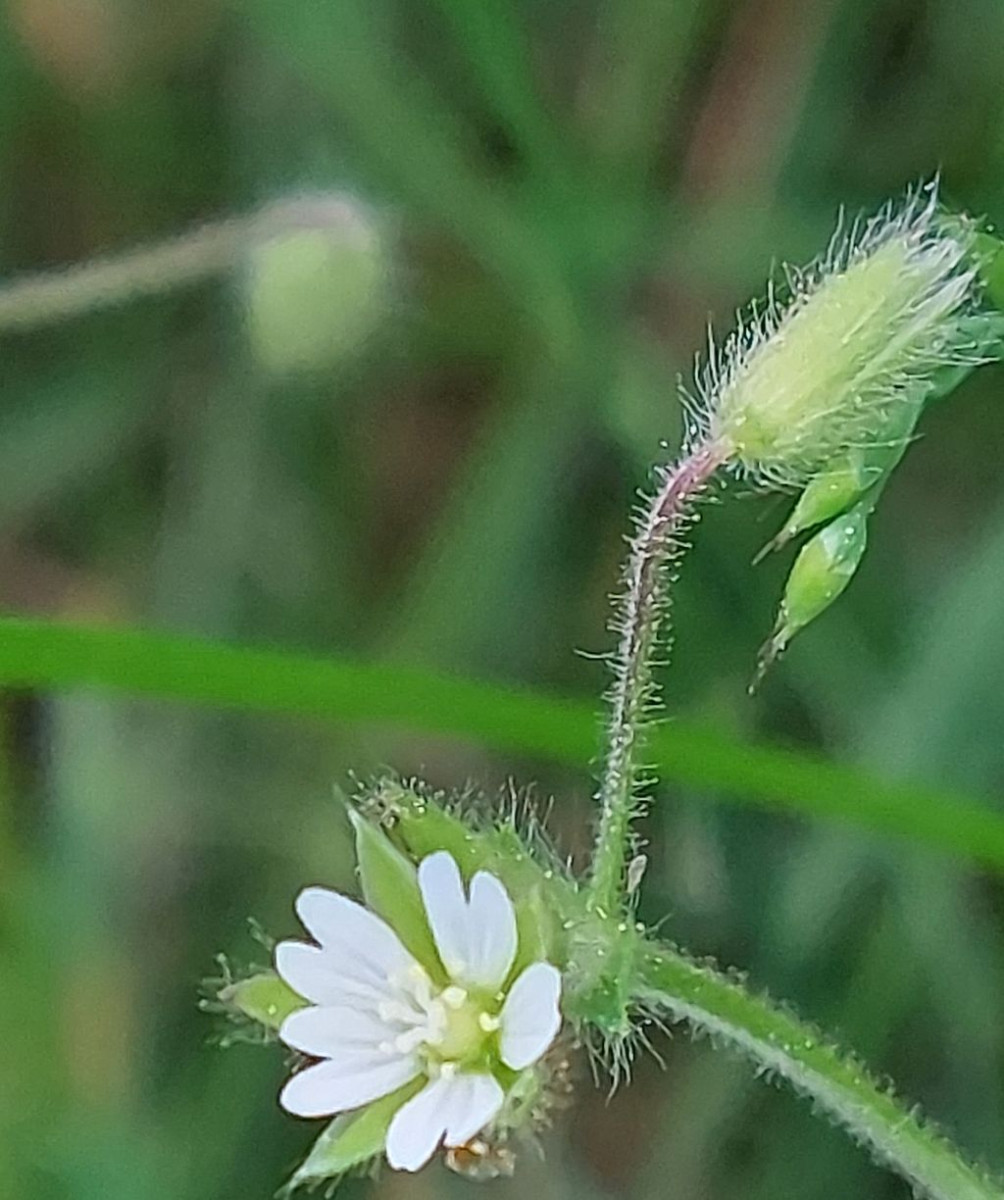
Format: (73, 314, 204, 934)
(380, 966, 499, 1072)
(435, 985, 498, 1062)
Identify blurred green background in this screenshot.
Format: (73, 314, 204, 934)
(1, 1, 1004, 1198)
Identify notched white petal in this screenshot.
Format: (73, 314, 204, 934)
(280, 1056, 418, 1119)
(274, 941, 340, 1007)
(279, 1005, 395, 1059)
(443, 1073, 504, 1147)
(418, 852, 518, 990)
(295, 887, 413, 979)
(274, 940, 391, 1010)
(499, 961, 562, 1070)
(418, 852, 470, 978)
(465, 871, 517, 991)
(385, 1075, 454, 1171)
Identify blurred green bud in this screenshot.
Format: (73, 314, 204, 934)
(243, 195, 386, 375)
(756, 504, 869, 681)
(704, 186, 986, 481)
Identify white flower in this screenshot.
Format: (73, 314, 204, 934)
(274, 851, 563, 1172)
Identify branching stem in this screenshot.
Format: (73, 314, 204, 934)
(637, 941, 1004, 1200)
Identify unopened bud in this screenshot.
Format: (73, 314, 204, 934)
(704, 185, 983, 481)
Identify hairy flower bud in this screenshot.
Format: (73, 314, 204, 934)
(698, 185, 986, 481)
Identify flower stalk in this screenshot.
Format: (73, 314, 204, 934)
(590, 441, 725, 915)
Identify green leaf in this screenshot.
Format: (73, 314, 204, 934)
(350, 809, 444, 981)
(290, 1079, 424, 1186)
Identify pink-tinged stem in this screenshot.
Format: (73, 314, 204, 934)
(589, 441, 726, 914)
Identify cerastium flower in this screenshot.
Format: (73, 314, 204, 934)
(275, 851, 561, 1173)
(210, 186, 1004, 1200)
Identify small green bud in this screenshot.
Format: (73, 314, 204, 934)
(243, 196, 386, 375)
(702, 187, 984, 481)
(218, 970, 306, 1031)
(756, 504, 869, 681)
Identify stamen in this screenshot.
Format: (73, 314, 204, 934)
(378, 999, 427, 1026)
(478, 1013, 500, 1033)
(394, 1027, 430, 1054)
(442, 986, 468, 1010)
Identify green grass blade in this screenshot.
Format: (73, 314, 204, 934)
(0, 616, 1003, 873)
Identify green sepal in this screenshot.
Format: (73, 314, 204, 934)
(289, 1078, 424, 1188)
(374, 781, 487, 875)
(974, 230, 1004, 311)
(928, 311, 1004, 401)
(219, 971, 306, 1031)
(757, 455, 872, 556)
(784, 504, 869, 630)
(756, 503, 869, 681)
(510, 885, 557, 982)
(350, 808, 445, 982)
(361, 782, 574, 970)
(758, 381, 924, 556)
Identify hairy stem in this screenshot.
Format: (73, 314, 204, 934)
(637, 942, 1002, 1200)
(590, 442, 725, 913)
